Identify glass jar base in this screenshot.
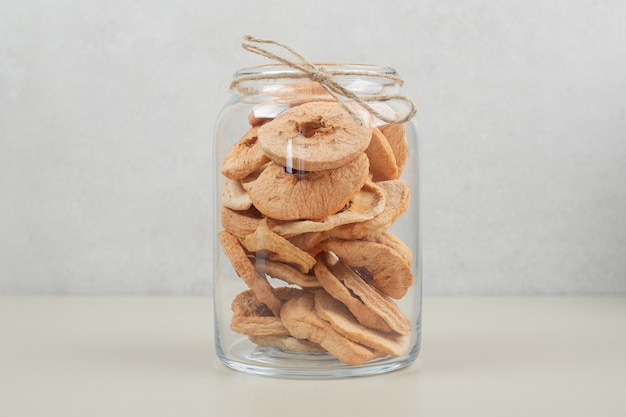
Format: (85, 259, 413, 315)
(216, 336, 420, 379)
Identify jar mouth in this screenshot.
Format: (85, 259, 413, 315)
(234, 63, 397, 78)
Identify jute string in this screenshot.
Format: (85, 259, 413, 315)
(229, 35, 417, 125)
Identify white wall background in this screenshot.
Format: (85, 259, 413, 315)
(1, 0, 625, 295)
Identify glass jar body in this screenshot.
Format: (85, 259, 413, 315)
(213, 65, 421, 378)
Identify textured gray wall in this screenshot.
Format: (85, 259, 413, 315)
(1, 0, 625, 295)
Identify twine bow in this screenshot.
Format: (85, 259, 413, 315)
(230, 35, 417, 125)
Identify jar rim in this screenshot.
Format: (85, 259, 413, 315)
(233, 63, 398, 78)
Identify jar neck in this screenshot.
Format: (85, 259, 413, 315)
(231, 63, 402, 103)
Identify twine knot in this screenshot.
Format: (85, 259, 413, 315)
(309, 67, 333, 85)
(230, 35, 417, 125)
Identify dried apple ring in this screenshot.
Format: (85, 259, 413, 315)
(314, 290, 409, 356)
(241, 220, 316, 274)
(378, 123, 409, 175)
(331, 259, 412, 335)
(313, 253, 393, 333)
(323, 239, 414, 299)
(280, 292, 380, 365)
(269, 180, 385, 238)
(222, 178, 253, 211)
(329, 179, 410, 240)
(257, 101, 372, 172)
(247, 153, 369, 221)
(365, 127, 399, 181)
(230, 288, 301, 336)
(220, 206, 264, 239)
(363, 230, 413, 267)
(221, 126, 270, 180)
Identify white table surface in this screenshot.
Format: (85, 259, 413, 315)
(1, 296, 624, 417)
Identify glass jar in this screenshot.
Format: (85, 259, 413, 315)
(212, 64, 421, 378)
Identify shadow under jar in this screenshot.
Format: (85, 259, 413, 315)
(213, 64, 421, 378)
